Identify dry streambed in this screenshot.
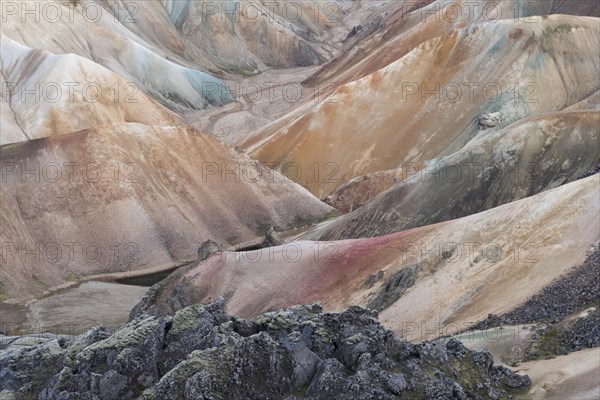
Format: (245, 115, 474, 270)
(1, 282, 148, 336)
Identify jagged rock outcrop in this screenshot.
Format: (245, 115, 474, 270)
(196, 240, 222, 262)
(0, 301, 530, 399)
(261, 226, 285, 248)
(478, 112, 502, 129)
(367, 263, 420, 312)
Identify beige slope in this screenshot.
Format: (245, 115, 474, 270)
(0, 70, 28, 144)
(300, 110, 600, 240)
(0, 123, 332, 302)
(0, 37, 181, 144)
(378, 177, 599, 340)
(515, 348, 600, 399)
(564, 89, 600, 111)
(242, 15, 600, 197)
(100, 0, 188, 58)
(139, 175, 599, 342)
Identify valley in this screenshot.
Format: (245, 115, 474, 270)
(0, 0, 599, 399)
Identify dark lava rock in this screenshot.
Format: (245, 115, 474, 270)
(0, 301, 529, 399)
(261, 226, 284, 248)
(346, 25, 363, 40)
(363, 270, 384, 288)
(577, 162, 600, 179)
(564, 308, 600, 350)
(469, 244, 599, 361)
(473, 244, 599, 330)
(367, 263, 420, 311)
(478, 112, 502, 129)
(525, 309, 600, 360)
(196, 240, 221, 262)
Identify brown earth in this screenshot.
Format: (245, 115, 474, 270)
(242, 15, 600, 197)
(135, 175, 599, 341)
(0, 123, 332, 302)
(301, 109, 600, 240)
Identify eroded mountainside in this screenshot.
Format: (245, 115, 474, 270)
(242, 15, 600, 197)
(0, 123, 332, 301)
(0, 1, 598, 398)
(131, 176, 599, 340)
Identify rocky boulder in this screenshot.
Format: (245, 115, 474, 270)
(478, 112, 502, 129)
(261, 226, 285, 248)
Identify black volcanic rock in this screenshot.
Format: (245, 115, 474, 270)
(1, 301, 530, 399)
(367, 263, 420, 311)
(474, 244, 599, 330)
(577, 162, 600, 180)
(196, 240, 222, 262)
(261, 226, 285, 248)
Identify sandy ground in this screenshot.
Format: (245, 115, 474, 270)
(454, 327, 600, 399)
(1, 282, 147, 336)
(514, 348, 600, 400)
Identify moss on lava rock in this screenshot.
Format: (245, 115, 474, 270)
(0, 300, 531, 399)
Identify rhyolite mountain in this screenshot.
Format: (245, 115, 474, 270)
(0, 123, 333, 301)
(0, 1, 598, 399)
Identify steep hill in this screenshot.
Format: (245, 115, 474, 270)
(242, 15, 600, 197)
(302, 109, 599, 240)
(0, 123, 332, 302)
(0, 37, 181, 144)
(305, 0, 600, 87)
(133, 175, 599, 341)
(1, 0, 233, 114)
